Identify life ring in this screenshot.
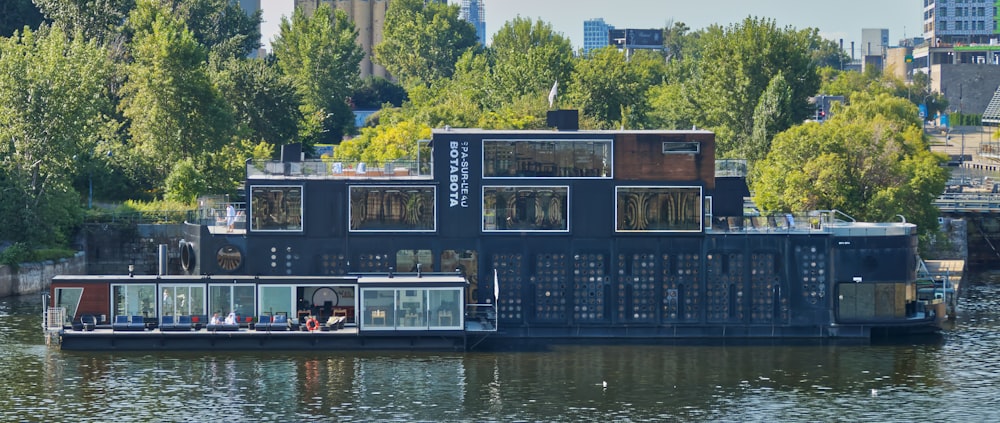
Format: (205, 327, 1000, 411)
(305, 318, 319, 331)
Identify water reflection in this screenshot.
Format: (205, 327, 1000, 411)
(1, 277, 999, 421)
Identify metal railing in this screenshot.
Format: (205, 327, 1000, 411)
(935, 193, 1000, 212)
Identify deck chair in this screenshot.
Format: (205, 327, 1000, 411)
(112, 315, 130, 331)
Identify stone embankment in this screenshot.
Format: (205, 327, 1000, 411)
(0, 252, 86, 297)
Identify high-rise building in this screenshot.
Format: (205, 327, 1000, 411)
(459, 0, 487, 45)
(583, 18, 614, 55)
(860, 28, 889, 72)
(236, 0, 262, 58)
(923, 0, 997, 46)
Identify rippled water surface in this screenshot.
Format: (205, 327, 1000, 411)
(2, 276, 1000, 421)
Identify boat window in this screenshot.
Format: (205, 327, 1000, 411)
(111, 284, 156, 318)
(250, 185, 303, 232)
(615, 186, 703, 232)
(483, 139, 611, 178)
(259, 285, 293, 319)
(349, 185, 435, 232)
(360, 287, 464, 330)
(160, 285, 205, 318)
(483, 186, 569, 232)
(55, 288, 83, 324)
(209, 284, 255, 320)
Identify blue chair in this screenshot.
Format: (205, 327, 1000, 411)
(112, 315, 130, 331)
(130, 316, 147, 331)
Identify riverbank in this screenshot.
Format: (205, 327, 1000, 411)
(0, 252, 85, 297)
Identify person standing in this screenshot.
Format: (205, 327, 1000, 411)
(226, 203, 236, 232)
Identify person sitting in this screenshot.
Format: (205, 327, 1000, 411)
(224, 312, 236, 325)
(210, 312, 222, 325)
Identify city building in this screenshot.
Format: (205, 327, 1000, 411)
(583, 18, 614, 55)
(860, 28, 889, 72)
(237, 0, 262, 58)
(923, 0, 997, 46)
(459, 0, 487, 45)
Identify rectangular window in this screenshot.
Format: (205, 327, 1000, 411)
(483, 186, 569, 232)
(616, 186, 702, 232)
(160, 285, 205, 317)
(250, 185, 303, 232)
(350, 185, 435, 231)
(111, 284, 156, 318)
(259, 285, 293, 319)
(209, 284, 256, 319)
(483, 139, 611, 178)
(662, 141, 700, 154)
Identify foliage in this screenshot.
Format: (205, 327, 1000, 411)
(565, 47, 666, 129)
(33, 0, 133, 43)
(210, 56, 301, 145)
(950, 112, 981, 126)
(0, 24, 117, 246)
(164, 158, 206, 203)
(0, 0, 44, 37)
(750, 93, 948, 236)
(169, 0, 262, 59)
(273, 4, 363, 145)
(351, 76, 408, 110)
(120, 0, 235, 187)
(334, 119, 431, 166)
(687, 17, 820, 158)
(487, 17, 574, 110)
(374, 0, 479, 87)
(0, 242, 33, 269)
(743, 72, 794, 164)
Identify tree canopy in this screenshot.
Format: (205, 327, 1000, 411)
(374, 0, 478, 87)
(272, 4, 363, 146)
(750, 93, 948, 236)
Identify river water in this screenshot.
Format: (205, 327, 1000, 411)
(2, 276, 1000, 422)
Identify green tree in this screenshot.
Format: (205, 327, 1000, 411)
(0, 24, 118, 245)
(743, 72, 794, 164)
(750, 92, 948, 237)
(565, 47, 666, 129)
(0, 0, 44, 37)
(272, 4, 363, 146)
(374, 0, 478, 87)
(33, 0, 133, 43)
(120, 0, 235, 189)
(690, 17, 819, 157)
(351, 76, 408, 110)
(211, 56, 301, 145)
(164, 157, 206, 203)
(487, 17, 574, 109)
(170, 0, 262, 59)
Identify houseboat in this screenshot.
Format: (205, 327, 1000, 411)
(46, 115, 943, 350)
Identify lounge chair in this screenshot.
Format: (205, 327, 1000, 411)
(130, 315, 147, 331)
(160, 315, 194, 332)
(112, 315, 130, 331)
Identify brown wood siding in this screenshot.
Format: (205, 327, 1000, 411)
(613, 133, 715, 189)
(52, 282, 110, 321)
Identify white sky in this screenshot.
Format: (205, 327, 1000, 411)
(261, 0, 925, 54)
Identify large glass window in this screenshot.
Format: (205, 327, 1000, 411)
(360, 287, 464, 330)
(350, 186, 435, 231)
(616, 187, 702, 232)
(111, 284, 156, 318)
(259, 285, 293, 318)
(483, 186, 569, 232)
(55, 288, 83, 324)
(209, 285, 256, 319)
(484, 139, 611, 178)
(160, 285, 205, 317)
(250, 185, 303, 231)
(429, 289, 462, 329)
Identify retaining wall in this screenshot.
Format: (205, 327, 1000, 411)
(0, 252, 86, 297)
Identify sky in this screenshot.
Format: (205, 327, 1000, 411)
(260, 0, 925, 55)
